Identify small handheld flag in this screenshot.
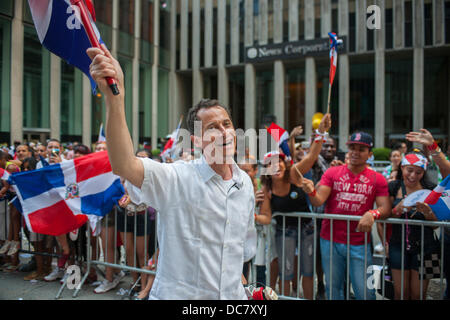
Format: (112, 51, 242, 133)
(27, 0, 118, 95)
(160, 116, 183, 161)
(424, 175, 450, 221)
(266, 123, 293, 164)
(98, 123, 106, 142)
(327, 32, 343, 114)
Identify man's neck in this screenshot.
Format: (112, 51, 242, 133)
(209, 162, 233, 181)
(347, 163, 367, 175)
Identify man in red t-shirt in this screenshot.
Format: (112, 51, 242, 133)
(301, 132, 391, 300)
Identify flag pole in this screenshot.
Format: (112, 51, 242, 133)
(327, 82, 332, 115)
(71, 0, 119, 95)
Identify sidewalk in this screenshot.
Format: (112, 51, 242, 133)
(0, 255, 138, 300)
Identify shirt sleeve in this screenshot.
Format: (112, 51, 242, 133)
(243, 191, 257, 263)
(319, 166, 334, 188)
(124, 157, 178, 212)
(375, 172, 389, 197)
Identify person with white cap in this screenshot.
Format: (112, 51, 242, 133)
(388, 150, 439, 300)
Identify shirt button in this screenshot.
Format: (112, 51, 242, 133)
(226, 220, 230, 225)
(224, 244, 228, 249)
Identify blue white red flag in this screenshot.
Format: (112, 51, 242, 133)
(8, 151, 124, 236)
(328, 32, 343, 86)
(27, 0, 102, 93)
(98, 123, 106, 142)
(161, 117, 183, 161)
(424, 175, 450, 221)
(0, 168, 9, 181)
(266, 123, 292, 163)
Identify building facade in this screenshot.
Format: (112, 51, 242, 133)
(170, 0, 450, 151)
(0, 0, 449, 152)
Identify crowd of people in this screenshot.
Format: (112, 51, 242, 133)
(1, 43, 449, 301)
(1, 125, 448, 301)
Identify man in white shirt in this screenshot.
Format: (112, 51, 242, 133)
(87, 45, 257, 300)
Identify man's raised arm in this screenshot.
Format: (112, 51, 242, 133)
(87, 45, 144, 188)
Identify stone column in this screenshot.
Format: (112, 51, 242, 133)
(230, 0, 240, 65)
(393, 0, 404, 49)
(204, 0, 213, 68)
(180, 0, 189, 70)
(245, 0, 256, 131)
(132, 0, 141, 150)
(10, 0, 24, 144)
(338, 0, 350, 151)
(82, 76, 92, 147)
(412, 0, 424, 132)
(50, 54, 61, 141)
(304, 0, 316, 138)
(374, 0, 386, 148)
(217, 0, 229, 106)
(273, 0, 285, 127)
(151, 0, 160, 149)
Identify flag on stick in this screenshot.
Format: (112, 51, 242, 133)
(327, 32, 343, 114)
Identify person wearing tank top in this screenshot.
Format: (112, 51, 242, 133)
(259, 114, 332, 299)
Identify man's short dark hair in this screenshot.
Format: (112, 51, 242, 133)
(47, 138, 61, 147)
(0, 150, 7, 160)
(186, 99, 232, 135)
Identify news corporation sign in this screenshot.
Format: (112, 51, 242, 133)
(245, 36, 347, 63)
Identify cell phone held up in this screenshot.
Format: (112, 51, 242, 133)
(51, 149, 60, 158)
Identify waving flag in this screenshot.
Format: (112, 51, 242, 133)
(27, 0, 102, 92)
(9, 151, 124, 236)
(98, 123, 106, 142)
(160, 116, 183, 161)
(328, 32, 343, 86)
(266, 123, 292, 163)
(0, 168, 9, 181)
(424, 175, 450, 221)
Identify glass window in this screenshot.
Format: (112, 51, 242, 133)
(349, 60, 375, 137)
(139, 64, 152, 143)
(317, 64, 339, 137)
(385, 55, 413, 143)
(61, 62, 82, 142)
(229, 72, 245, 130)
(256, 70, 274, 130)
(157, 68, 169, 140)
(91, 92, 105, 143)
(424, 56, 449, 147)
(0, 18, 11, 141)
(94, 0, 113, 47)
(424, 1, 433, 46)
(348, 0, 356, 52)
(385, 0, 393, 49)
(23, 26, 50, 129)
(118, 56, 133, 134)
(0, 0, 13, 17)
(446, 1, 450, 44)
(286, 67, 305, 133)
(118, 0, 135, 57)
(404, 1, 412, 47)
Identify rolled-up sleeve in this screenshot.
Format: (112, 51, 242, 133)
(124, 157, 177, 212)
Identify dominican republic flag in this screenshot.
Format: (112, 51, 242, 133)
(424, 175, 450, 221)
(0, 168, 9, 181)
(98, 123, 106, 142)
(328, 32, 343, 86)
(160, 117, 183, 161)
(8, 151, 124, 236)
(27, 0, 101, 92)
(266, 123, 292, 163)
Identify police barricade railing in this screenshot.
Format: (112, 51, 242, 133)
(266, 211, 450, 301)
(57, 206, 159, 299)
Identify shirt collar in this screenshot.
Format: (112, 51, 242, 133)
(195, 155, 244, 188)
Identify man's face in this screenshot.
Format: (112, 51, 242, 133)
(347, 144, 372, 166)
(47, 141, 61, 158)
(36, 145, 47, 158)
(95, 143, 107, 152)
(400, 143, 407, 154)
(192, 106, 236, 164)
(321, 138, 336, 161)
(16, 145, 31, 162)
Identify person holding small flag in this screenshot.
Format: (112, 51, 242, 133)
(88, 45, 257, 299)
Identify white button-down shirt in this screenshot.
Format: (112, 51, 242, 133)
(125, 156, 257, 300)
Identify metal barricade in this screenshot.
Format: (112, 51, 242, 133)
(266, 211, 450, 300)
(57, 206, 159, 299)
